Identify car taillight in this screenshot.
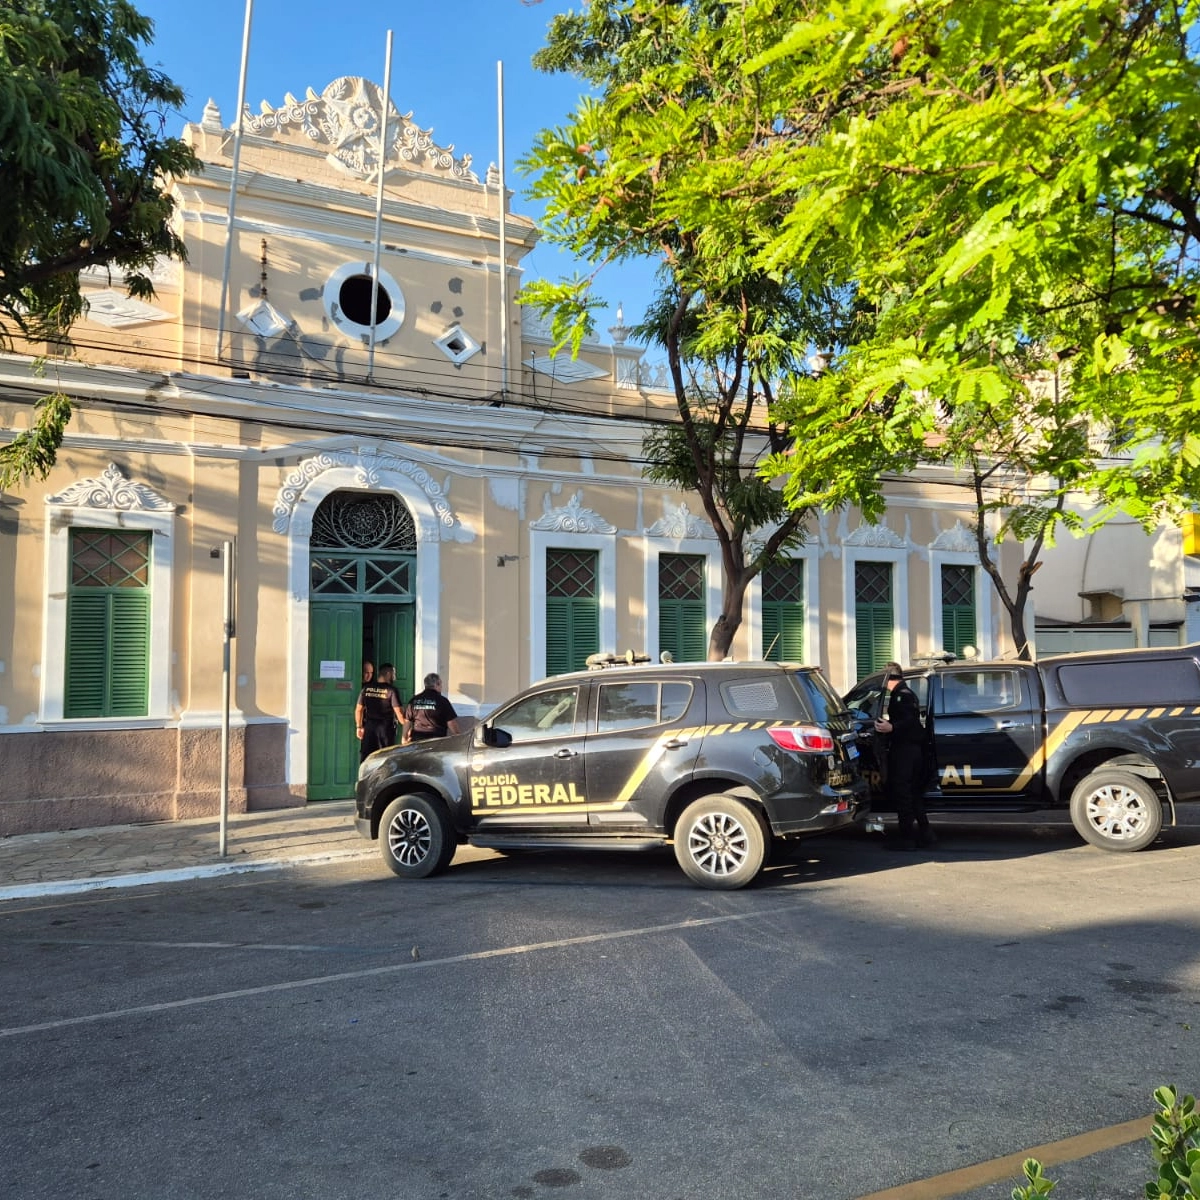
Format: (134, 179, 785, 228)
(767, 726, 835, 753)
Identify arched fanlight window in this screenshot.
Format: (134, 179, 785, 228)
(311, 490, 416, 552)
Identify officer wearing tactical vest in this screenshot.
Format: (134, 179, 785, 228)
(355, 662, 405, 760)
(403, 673, 460, 743)
(873, 661, 936, 850)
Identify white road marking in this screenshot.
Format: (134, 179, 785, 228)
(0, 904, 797, 1039)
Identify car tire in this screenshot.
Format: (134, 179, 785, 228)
(1068, 769, 1163, 852)
(379, 794, 456, 878)
(673, 795, 767, 889)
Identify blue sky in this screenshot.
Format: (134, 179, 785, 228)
(135, 0, 658, 337)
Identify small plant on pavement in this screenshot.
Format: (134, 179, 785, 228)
(1012, 1157, 1057, 1199)
(1146, 1086, 1200, 1200)
(1013, 1087, 1198, 1200)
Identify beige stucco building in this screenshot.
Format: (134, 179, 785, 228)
(1, 76, 1193, 836)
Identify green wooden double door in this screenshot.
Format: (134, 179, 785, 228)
(308, 603, 414, 801)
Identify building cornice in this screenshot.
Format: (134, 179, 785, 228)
(178, 165, 539, 249)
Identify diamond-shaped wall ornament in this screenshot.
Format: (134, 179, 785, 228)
(527, 355, 609, 384)
(433, 323, 481, 365)
(82, 290, 174, 328)
(237, 298, 293, 340)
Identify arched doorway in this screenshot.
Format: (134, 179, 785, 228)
(307, 489, 416, 799)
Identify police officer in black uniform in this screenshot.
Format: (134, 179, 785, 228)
(873, 661, 935, 850)
(355, 661, 405, 760)
(402, 673, 460, 743)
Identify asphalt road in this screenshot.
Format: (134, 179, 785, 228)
(2, 818, 1199, 1200)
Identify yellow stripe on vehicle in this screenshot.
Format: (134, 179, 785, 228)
(1082, 710, 1111, 725)
(1005, 710, 1087, 792)
(612, 732, 678, 807)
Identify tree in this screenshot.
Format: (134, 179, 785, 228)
(0, 0, 197, 488)
(740, 0, 1200, 653)
(522, 0, 853, 660)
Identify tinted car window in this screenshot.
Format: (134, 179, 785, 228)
(790, 670, 844, 723)
(1056, 658, 1200, 707)
(846, 675, 929, 719)
(662, 682, 691, 721)
(936, 670, 1023, 715)
(492, 686, 579, 741)
(596, 681, 694, 732)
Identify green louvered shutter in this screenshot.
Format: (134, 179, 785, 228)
(65, 530, 151, 717)
(941, 565, 977, 657)
(854, 561, 894, 679)
(761, 559, 805, 661)
(65, 592, 110, 717)
(659, 554, 707, 661)
(545, 549, 599, 675)
(108, 591, 151, 715)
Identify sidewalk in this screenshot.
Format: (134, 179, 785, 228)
(0, 801, 375, 902)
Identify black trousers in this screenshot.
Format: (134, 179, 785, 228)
(360, 719, 396, 760)
(887, 740, 930, 841)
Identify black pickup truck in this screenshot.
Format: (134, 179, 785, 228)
(845, 644, 1200, 851)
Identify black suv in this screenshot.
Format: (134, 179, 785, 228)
(845, 645, 1200, 851)
(355, 661, 868, 889)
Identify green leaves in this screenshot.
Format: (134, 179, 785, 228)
(0, 0, 198, 348)
(0, 392, 73, 490)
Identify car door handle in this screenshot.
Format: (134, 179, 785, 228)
(663, 737, 689, 750)
(554, 747, 577, 759)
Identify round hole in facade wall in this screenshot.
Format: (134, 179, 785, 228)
(339, 274, 392, 326)
(323, 262, 405, 342)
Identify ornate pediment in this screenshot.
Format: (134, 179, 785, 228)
(272, 450, 471, 541)
(46, 463, 176, 512)
(244, 77, 477, 183)
(645, 501, 716, 540)
(845, 521, 907, 549)
(530, 491, 616, 534)
(931, 520, 979, 555)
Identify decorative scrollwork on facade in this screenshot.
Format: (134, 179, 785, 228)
(844, 521, 907, 549)
(530, 491, 616, 535)
(272, 450, 471, 542)
(46, 463, 176, 512)
(931, 520, 979, 556)
(645, 501, 716, 540)
(244, 77, 477, 183)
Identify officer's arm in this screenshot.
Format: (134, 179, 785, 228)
(355, 701, 365, 740)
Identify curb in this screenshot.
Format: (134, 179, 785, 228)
(0, 845, 377, 903)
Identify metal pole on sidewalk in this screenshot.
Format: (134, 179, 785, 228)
(218, 539, 236, 857)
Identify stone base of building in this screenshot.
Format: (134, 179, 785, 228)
(0, 721, 304, 836)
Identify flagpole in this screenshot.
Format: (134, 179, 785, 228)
(367, 30, 394, 383)
(216, 0, 255, 366)
(496, 60, 509, 403)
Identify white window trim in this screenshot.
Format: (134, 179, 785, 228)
(841, 546, 910, 692)
(643, 538, 723, 663)
(745, 546, 820, 664)
(41, 507, 175, 723)
(529, 531, 617, 683)
(929, 552, 994, 661)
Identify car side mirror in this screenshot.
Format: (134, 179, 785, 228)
(481, 724, 512, 749)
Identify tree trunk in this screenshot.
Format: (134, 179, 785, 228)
(708, 571, 752, 661)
